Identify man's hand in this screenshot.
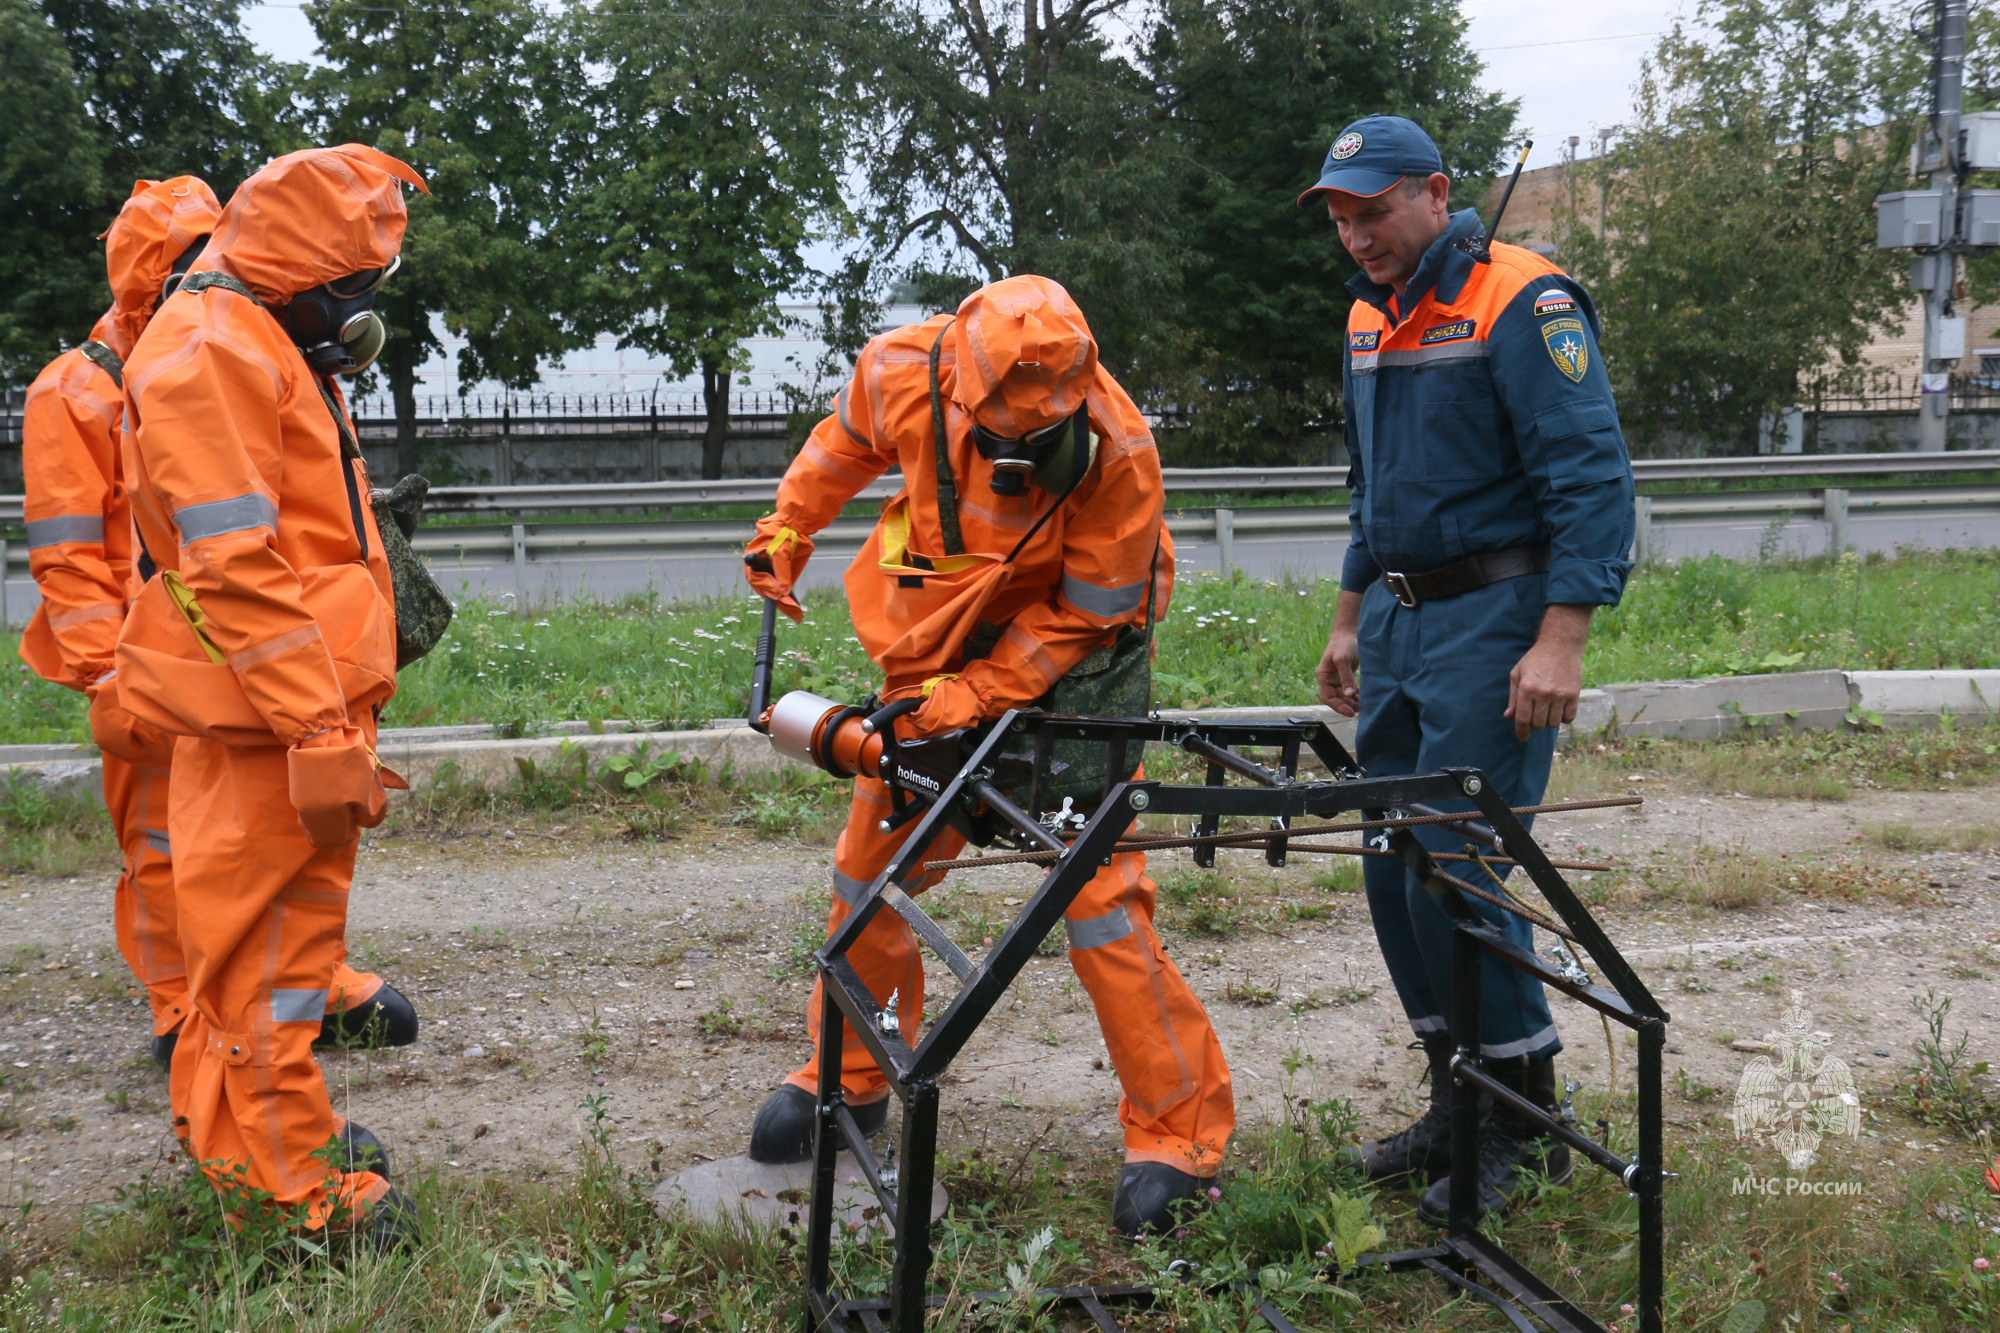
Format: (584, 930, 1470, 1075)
(1315, 590, 1366, 717)
(1506, 604, 1594, 741)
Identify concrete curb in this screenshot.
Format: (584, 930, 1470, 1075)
(5, 669, 1996, 796)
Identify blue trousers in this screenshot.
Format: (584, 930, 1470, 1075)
(1354, 575, 1562, 1066)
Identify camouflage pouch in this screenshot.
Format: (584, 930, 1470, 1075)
(370, 474, 455, 668)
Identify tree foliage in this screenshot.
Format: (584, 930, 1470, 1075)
(301, 0, 589, 475)
(824, 0, 1184, 380)
(0, 0, 289, 386)
(1557, 0, 1925, 454)
(566, 0, 850, 479)
(1150, 0, 1515, 464)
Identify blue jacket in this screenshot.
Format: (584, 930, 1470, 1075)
(1340, 209, 1635, 606)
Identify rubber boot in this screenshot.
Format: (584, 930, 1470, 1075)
(748, 1084, 889, 1164)
(338, 1121, 392, 1179)
(365, 1185, 421, 1254)
(317, 982, 419, 1049)
(149, 1031, 177, 1073)
(1340, 1035, 1457, 1183)
(1417, 1057, 1572, 1227)
(1112, 1162, 1206, 1237)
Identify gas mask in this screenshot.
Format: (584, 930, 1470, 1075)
(159, 236, 209, 304)
(972, 409, 1091, 497)
(282, 256, 399, 376)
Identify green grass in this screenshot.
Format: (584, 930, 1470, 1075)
(2, 549, 1997, 743)
(8, 1052, 1996, 1330)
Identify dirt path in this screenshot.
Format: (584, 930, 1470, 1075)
(2, 783, 1996, 1227)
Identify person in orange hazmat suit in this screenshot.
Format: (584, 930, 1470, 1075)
(18, 178, 414, 1083)
(114, 144, 430, 1241)
(742, 275, 1233, 1236)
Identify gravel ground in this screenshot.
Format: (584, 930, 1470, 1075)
(0, 779, 1995, 1231)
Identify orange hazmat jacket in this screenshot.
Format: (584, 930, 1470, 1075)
(751, 275, 1172, 710)
(117, 147, 421, 748)
(18, 177, 223, 692)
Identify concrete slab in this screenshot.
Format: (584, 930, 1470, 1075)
(1848, 669, 2000, 728)
(1587, 670, 1853, 741)
(652, 1152, 947, 1236)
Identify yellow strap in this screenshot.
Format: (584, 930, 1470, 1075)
(765, 525, 806, 558)
(919, 674, 960, 699)
(160, 571, 226, 665)
(877, 503, 988, 576)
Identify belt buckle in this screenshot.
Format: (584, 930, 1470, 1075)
(1383, 571, 1418, 608)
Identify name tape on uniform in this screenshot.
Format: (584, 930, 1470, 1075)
(1417, 319, 1476, 345)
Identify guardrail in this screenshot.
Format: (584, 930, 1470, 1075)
(2, 454, 1999, 523)
(0, 482, 1991, 623)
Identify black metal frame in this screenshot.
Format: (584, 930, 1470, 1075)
(797, 707, 1667, 1333)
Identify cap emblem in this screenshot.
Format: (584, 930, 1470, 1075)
(1331, 131, 1364, 161)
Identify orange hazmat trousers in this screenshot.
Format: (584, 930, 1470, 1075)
(117, 145, 427, 1228)
(755, 276, 1232, 1176)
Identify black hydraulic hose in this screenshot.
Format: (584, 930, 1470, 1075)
(748, 597, 778, 733)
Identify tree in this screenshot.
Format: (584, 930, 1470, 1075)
(44, 0, 296, 192)
(1150, 0, 1516, 464)
(822, 0, 1185, 382)
(301, 0, 590, 478)
(0, 0, 289, 387)
(565, 0, 850, 479)
(1557, 0, 1925, 454)
(0, 0, 105, 385)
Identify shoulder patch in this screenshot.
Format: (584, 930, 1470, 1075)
(1418, 319, 1476, 346)
(1533, 288, 1577, 317)
(1541, 317, 1589, 382)
(1348, 329, 1380, 352)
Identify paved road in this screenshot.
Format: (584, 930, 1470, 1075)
(2, 507, 1993, 620)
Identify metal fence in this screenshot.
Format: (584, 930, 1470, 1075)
(343, 389, 805, 438)
(1802, 370, 2000, 414)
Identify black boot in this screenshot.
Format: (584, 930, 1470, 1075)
(1111, 1162, 1206, 1237)
(365, 1185, 421, 1253)
(149, 1031, 178, 1073)
(747, 1084, 889, 1164)
(339, 1121, 392, 1179)
(1417, 1057, 1572, 1227)
(1340, 1034, 1458, 1183)
(317, 983, 419, 1049)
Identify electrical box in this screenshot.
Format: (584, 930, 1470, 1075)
(1877, 190, 1945, 248)
(1963, 188, 2000, 249)
(1934, 316, 1968, 362)
(1963, 112, 2000, 170)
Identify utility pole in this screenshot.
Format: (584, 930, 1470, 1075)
(1917, 0, 1968, 452)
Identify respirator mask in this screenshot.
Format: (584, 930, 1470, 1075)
(159, 236, 209, 304)
(283, 255, 399, 376)
(972, 409, 1089, 497)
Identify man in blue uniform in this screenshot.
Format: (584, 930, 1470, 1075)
(1303, 116, 1635, 1224)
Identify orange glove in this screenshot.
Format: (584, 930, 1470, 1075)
(85, 674, 173, 766)
(287, 725, 388, 848)
(744, 523, 813, 624)
(908, 675, 989, 737)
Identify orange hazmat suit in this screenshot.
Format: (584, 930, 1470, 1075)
(18, 177, 225, 1042)
(117, 144, 426, 1228)
(752, 276, 1232, 1176)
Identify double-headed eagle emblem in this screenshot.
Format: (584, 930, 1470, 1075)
(1731, 990, 1862, 1171)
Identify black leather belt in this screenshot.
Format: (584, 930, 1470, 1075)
(1381, 544, 1551, 607)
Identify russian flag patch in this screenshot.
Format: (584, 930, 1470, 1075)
(1533, 288, 1577, 317)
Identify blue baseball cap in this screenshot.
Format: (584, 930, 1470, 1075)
(1297, 115, 1444, 207)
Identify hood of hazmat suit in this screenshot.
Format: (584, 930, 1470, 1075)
(747, 274, 1172, 729)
